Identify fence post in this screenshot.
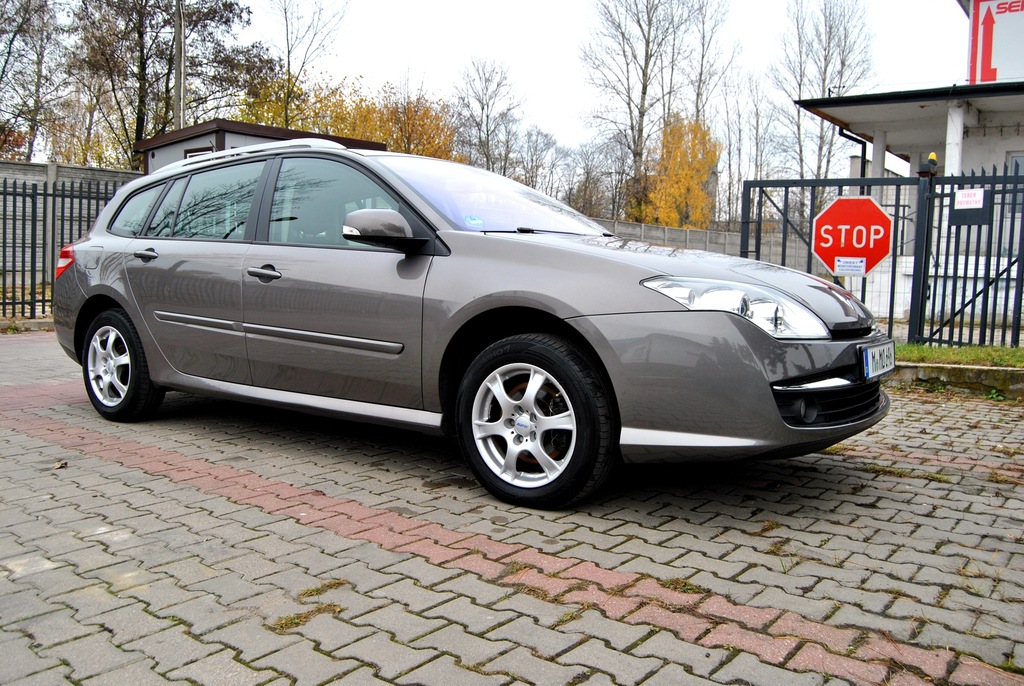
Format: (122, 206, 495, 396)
(739, 182, 751, 258)
(907, 176, 934, 343)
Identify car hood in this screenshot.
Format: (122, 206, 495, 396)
(501, 233, 877, 332)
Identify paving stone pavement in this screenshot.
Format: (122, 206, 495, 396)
(1, 330, 1023, 686)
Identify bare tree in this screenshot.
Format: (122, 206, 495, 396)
(47, 73, 110, 165)
(454, 59, 520, 173)
(686, 0, 734, 124)
(72, 0, 272, 169)
(717, 71, 779, 224)
(0, 0, 36, 155)
(558, 139, 620, 220)
(581, 0, 695, 221)
(718, 75, 744, 224)
(270, 0, 345, 128)
(517, 125, 557, 190)
(18, 0, 69, 159)
(770, 0, 872, 180)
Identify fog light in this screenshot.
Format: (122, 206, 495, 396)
(793, 397, 819, 424)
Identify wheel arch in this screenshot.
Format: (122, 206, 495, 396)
(74, 294, 130, 362)
(437, 306, 617, 436)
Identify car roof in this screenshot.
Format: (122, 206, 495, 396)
(157, 138, 352, 176)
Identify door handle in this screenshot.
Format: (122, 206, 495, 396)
(132, 248, 159, 261)
(246, 265, 282, 282)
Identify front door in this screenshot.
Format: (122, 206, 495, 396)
(242, 156, 431, 408)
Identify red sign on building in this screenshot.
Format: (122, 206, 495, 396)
(970, 0, 1024, 84)
(812, 197, 893, 277)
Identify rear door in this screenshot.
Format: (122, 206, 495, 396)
(242, 156, 431, 408)
(123, 160, 266, 383)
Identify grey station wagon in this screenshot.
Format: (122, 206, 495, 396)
(53, 139, 894, 508)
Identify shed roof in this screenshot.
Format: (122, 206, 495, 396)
(135, 118, 386, 154)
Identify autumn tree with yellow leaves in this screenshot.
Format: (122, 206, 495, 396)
(236, 74, 459, 161)
(645, 115, 719, 229)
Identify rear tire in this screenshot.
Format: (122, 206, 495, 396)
(456, 334, 617, 509)
(82, 309, 164, 422)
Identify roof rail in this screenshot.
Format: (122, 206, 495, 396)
(159, 138, 347, 173)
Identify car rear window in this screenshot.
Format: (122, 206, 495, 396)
(108, 185, 163, 237)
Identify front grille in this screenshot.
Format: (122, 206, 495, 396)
(828, 325, 876, 340)
(773, 378, 883, 427)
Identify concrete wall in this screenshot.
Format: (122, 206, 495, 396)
(962, 133, 1024, 175)
(594, 219, 747, 257)
(0, 160, 139, 187)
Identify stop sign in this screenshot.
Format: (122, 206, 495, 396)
(812, 197, 893, 277)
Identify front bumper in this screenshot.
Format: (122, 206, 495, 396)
(570, 311, 890, 463)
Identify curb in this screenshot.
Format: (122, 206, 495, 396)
(3, 318, 54, 332)
(887, 362, 1024, 400)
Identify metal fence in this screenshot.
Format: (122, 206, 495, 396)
(2, 179, 122, 319)
(910, 168, 1024, 347)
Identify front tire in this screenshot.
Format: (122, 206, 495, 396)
(82, 309, 164, 422)
(456, 334, 617, 508)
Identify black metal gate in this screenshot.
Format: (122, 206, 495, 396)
(741, 166, 1024, 347)
(2, 179, 121, 319)
(908, 168, 1024, 347)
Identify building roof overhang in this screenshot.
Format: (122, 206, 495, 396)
(795, 81, 1024, 161)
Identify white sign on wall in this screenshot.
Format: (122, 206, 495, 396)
(969, 0, 1024, 84)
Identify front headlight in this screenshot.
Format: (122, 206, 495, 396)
(642, 277, 830, 340)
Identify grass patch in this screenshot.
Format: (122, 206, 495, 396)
(499, 561, 529, 579)
(754, 520, 783, 536)
(1000, 660, 1024, 676)
(553, 607, 586, 627)
(659, 578, 709, 594)
(267, 604, 342, 633)
(896, 343, 1024, 368)
(988, 471, 1024, 485)
(862, 464, 912, 478)
(297, 579, 348, 599)
(861, 464, 952, 483)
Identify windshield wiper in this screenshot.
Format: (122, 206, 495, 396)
(515, 226, 613, 237)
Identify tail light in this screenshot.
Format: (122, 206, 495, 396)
(56, 244, 75, 280)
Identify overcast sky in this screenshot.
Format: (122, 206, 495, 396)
(243, 0, 971, 147)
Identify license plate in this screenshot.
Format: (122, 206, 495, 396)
(862, 341, 895, 380)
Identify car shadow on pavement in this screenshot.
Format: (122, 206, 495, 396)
(146, 391, 852, 516)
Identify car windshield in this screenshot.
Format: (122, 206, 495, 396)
(374, 155, 606, 235)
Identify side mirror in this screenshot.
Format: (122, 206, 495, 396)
(342, 208, 428, 252)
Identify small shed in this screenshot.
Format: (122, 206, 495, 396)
(135, 119, 386, 174)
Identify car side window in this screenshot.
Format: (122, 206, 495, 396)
(108, 185, 163, 237)
(269, 157, 399, 248)
(145, 178, 186, 237)
(173, 161, 264, 240)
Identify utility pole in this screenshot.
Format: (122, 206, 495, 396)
(172, 0, 185, 129)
